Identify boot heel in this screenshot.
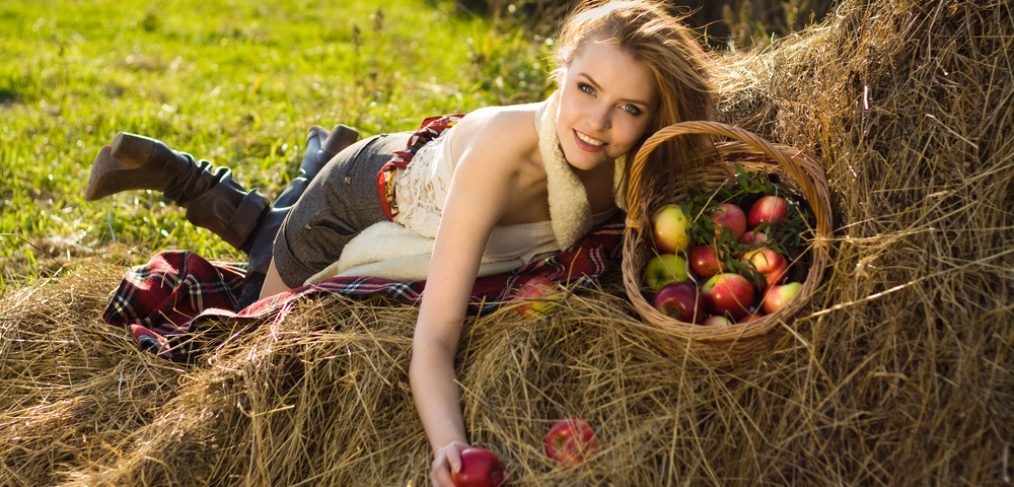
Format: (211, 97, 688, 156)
(321, 124, 360, 158)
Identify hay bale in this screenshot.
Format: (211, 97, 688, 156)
(1, 0, 1011, 484)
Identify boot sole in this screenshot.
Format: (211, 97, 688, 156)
(85, 145, 145, 200)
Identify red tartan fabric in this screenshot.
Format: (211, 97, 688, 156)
(103, 216, 625, 361)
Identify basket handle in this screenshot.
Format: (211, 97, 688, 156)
(625, 121, 826, 239)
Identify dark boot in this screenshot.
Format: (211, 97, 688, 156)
(85, 132, 270, 250)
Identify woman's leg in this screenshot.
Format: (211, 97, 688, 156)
(258, 258, 289, 300)
(267, 133, 410, 292)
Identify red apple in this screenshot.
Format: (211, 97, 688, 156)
(710, 203, 747, 239)
(762, 282, 803, 314)
(651, 204, 691, 253)
(544, 418, 599, 465)
(701, 273, 756, 319)
(653, 282, 704, 323)
(701, 315, 733, 326)
(515, 276, 558, 318)
(644, 253, 689, 291)
(741, 247, 788, 288)
(689, 244, 723, 279)
(739, 230, 768, 245)
(452, 447, 506, 487)
(738, 311, 763, 323)
(748, 195, 788, 228)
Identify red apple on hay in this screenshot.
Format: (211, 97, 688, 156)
(652, 204, 691, 253)
(701, 273, 755, 319)
(710, 203, 747, 239)
(452, 447, 507, 487)
(701, 315, 734, 326)
(653, 282, 704, 323)
(689, 244, 723, 279)
(544, 417, 600, 465)
(644, 253, 689, 291)
(762, 282, 803, 314)
(741, 247, 789, 288)
(515, 276, 558, 318)
(748, 195, 789, 228)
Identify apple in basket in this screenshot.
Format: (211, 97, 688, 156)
(452, 447, 506, 487)
(701, 315, 734, 326)
(544, 417, 600, 465)
(710, 203, 747, 239)
(739, 230, 768, 246)
(653, 282, 704, 323)
(762, 282, 803, 314)
(689, 244, 723, 279)
(644, 253, 690, 291)
(701, 273, 755, 319)
(741, 247, 789, 289)
(748, 195, 789, 228)
(652, 204, 691, 253)
(515, 276, 558, 318)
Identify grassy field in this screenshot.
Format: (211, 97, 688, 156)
(0, 0, 549, 294)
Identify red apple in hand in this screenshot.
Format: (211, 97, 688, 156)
(544, 418, 599, 465)
(748, 195, 788, 228)
(452, 447, 506, 487)
(652, 204, 691, 253)
(710, 203, 747, 239)
(515, 276, 558, 318)
(689, 244, 723, 279)
(762, 282, 802, 314)
(741, 247, 788, 288)
(653, 282, 703, 323)
(701, 273, 755, 319)
(644, 253, 689, 291)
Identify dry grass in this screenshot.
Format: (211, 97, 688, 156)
(2, 0, 1012, 485)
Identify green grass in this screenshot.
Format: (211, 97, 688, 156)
(0, 0, 550, 294)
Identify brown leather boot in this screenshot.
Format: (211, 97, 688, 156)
(85, 132, 270, 249)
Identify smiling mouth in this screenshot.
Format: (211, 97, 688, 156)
(574, 130, 606, 149)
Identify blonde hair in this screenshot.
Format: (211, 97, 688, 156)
(553, 0, 717, 198)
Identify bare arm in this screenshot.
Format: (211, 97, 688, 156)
(409, 113, 522, 485)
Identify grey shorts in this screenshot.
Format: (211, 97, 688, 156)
(272, 132, 411, 287)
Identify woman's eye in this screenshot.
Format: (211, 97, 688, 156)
(622, 104, 642, 116)
(578, 83, 595, 95)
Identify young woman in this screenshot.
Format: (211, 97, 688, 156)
(85, 1, 716, 484)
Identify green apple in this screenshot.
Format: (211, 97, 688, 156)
(644, 253, 690, 291)
(652, 204, 691, 253)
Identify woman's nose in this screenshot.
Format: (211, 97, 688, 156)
(586, 104, 612, 131)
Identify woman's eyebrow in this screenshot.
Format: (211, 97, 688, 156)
(577, 72, 652, 107)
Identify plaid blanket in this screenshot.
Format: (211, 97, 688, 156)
(103, 216, 624, 360)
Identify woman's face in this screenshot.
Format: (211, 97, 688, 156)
(555, 41, 659, 172)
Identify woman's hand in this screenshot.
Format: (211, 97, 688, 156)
(430, 440, 469, 487)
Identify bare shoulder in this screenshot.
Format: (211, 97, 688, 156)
(448, 103, 541, 169)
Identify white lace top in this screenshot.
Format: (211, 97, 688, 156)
(391, 123, 614, 264)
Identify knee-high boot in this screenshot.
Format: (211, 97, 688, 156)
(86, 132, 270, 250)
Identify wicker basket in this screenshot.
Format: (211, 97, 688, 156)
(621, 121, 833, 364)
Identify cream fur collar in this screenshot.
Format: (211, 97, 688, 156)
(537, 91, 627, 250)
